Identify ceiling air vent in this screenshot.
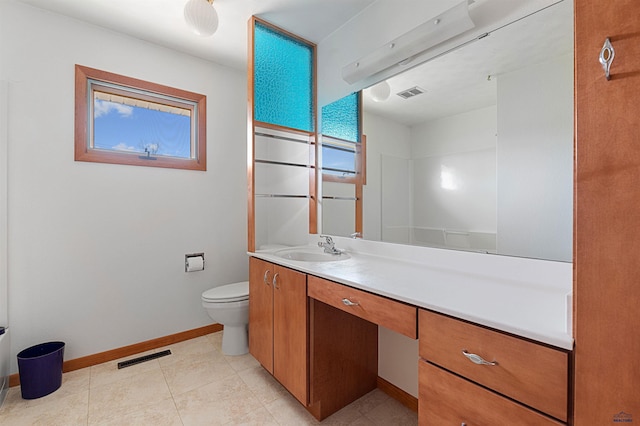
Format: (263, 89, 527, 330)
(396, 86, 425, 99)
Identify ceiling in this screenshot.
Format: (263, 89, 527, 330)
(14, 0, 572, 126)
(14, 0, 376, 71)
(363, 0, 573, 126)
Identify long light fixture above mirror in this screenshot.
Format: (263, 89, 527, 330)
(341, 1, 475, 84)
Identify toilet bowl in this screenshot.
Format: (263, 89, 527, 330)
(202, 281, 249, 356)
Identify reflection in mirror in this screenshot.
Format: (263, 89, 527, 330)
(323, 0, 573, 262)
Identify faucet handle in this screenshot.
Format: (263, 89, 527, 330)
(350, 232, 361, 239)
(319, 235, 334, 244)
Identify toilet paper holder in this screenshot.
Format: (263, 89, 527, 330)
(185, 253, 205, 272)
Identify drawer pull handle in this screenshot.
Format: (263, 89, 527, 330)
(462, 350, 497, 366)
(342, 298, 359, 306)
(263, 270, 271, 285)
(272, 273, 280, 289)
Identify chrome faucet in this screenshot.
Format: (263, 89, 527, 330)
(318, 235, 342, 255)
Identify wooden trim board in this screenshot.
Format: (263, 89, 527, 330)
(377, 376, 418, 413)
(9, 324, 222, 387)
(9, 320, 417, 417)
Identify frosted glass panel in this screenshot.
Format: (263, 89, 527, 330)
(323, 181, 355, 198)
(254, 22, 314, 132)
(322, 93, 360, 143)
(254, 133, 310, 166)
(254, 163, 309, 196)
(255, 197, 309, 249)
(322, 199, 356, 237)
(322, 182, 356, 239)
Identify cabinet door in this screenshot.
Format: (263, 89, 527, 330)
(574, 0, 640, 423)
(419, 361, 563, 425)
(273, 265, 308, 405)
(249, 257, 274, 373)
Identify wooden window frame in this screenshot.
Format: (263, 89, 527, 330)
(74, 65, 207, 171)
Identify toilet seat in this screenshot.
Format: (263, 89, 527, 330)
(202, 281, 249, 303)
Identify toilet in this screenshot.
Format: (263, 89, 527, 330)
(201, 281, 249, 356)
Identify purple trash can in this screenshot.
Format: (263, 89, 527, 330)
(17, 341, 65, 399)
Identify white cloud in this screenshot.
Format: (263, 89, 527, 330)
(94, 100, 134, 118)
(111, 142, 138, 152)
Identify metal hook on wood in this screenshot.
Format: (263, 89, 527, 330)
(599, 38, 615, 81)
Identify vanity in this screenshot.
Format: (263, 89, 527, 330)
(247, 0, 575, 422)
(248, 237, 572, 424)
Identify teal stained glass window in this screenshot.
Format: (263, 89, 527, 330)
(322, 92, 360, 177)
(254, 21, 314, 132)
(321, 92, 360, 143)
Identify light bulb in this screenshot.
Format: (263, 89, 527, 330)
(369, 81, 391, 102)
(184, 0, 218, 37)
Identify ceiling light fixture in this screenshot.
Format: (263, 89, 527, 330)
(341, 0, 474, 84)
(368, 81, 391, 102)
(184, 0, 219, 37)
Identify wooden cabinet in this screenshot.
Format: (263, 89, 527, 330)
(419, 361, 563, 425)
(248, 257, 274, 371)
(248, 257, 308, 404)
(574, 0, 640, 422)
(419, 309, 569, 424)
(308, 276, 417, 338)
(305, 274, 423, 417)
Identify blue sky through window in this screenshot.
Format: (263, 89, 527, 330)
(93, 98, 192, 159)
(322, 144, 356, 176)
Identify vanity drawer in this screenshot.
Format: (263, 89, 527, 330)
(419, 309, 568, 421)
(419, 361, 564, 425)
(308, 276, 417, 338)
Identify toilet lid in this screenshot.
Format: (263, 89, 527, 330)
(202, 281, 249, 303)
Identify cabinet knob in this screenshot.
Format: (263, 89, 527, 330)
(272, 272, 280, 289)
(263, 270, 271, 285)
(342, 298, 359, 306)
(462, 349, 497, 366)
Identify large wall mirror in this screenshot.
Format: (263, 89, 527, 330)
(322, 0, 573, 262)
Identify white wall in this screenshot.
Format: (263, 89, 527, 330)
(1, 1, 248, 373)
(378, 326, 418, 398)
(0, 80, 7, 329)
(411, 106, 497, 157)
(380, 155, 411, 244)
(410, 106, 497, 251)
(496, 54, 573, 262)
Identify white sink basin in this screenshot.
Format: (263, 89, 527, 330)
(274, 247, 350, 262)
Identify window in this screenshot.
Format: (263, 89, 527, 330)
(321, 137, 358, 179)
(321, 92, 364, 184)
(75, 65, 206, 170)
(253, 20, 315, 132)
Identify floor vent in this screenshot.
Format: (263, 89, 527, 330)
(397, 86, 426, 99)
(117, 349, 172, 369)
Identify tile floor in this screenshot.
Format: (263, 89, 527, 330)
(0, 332, 418, 425)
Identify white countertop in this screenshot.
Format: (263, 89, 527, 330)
(249, 236, 574, 350)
